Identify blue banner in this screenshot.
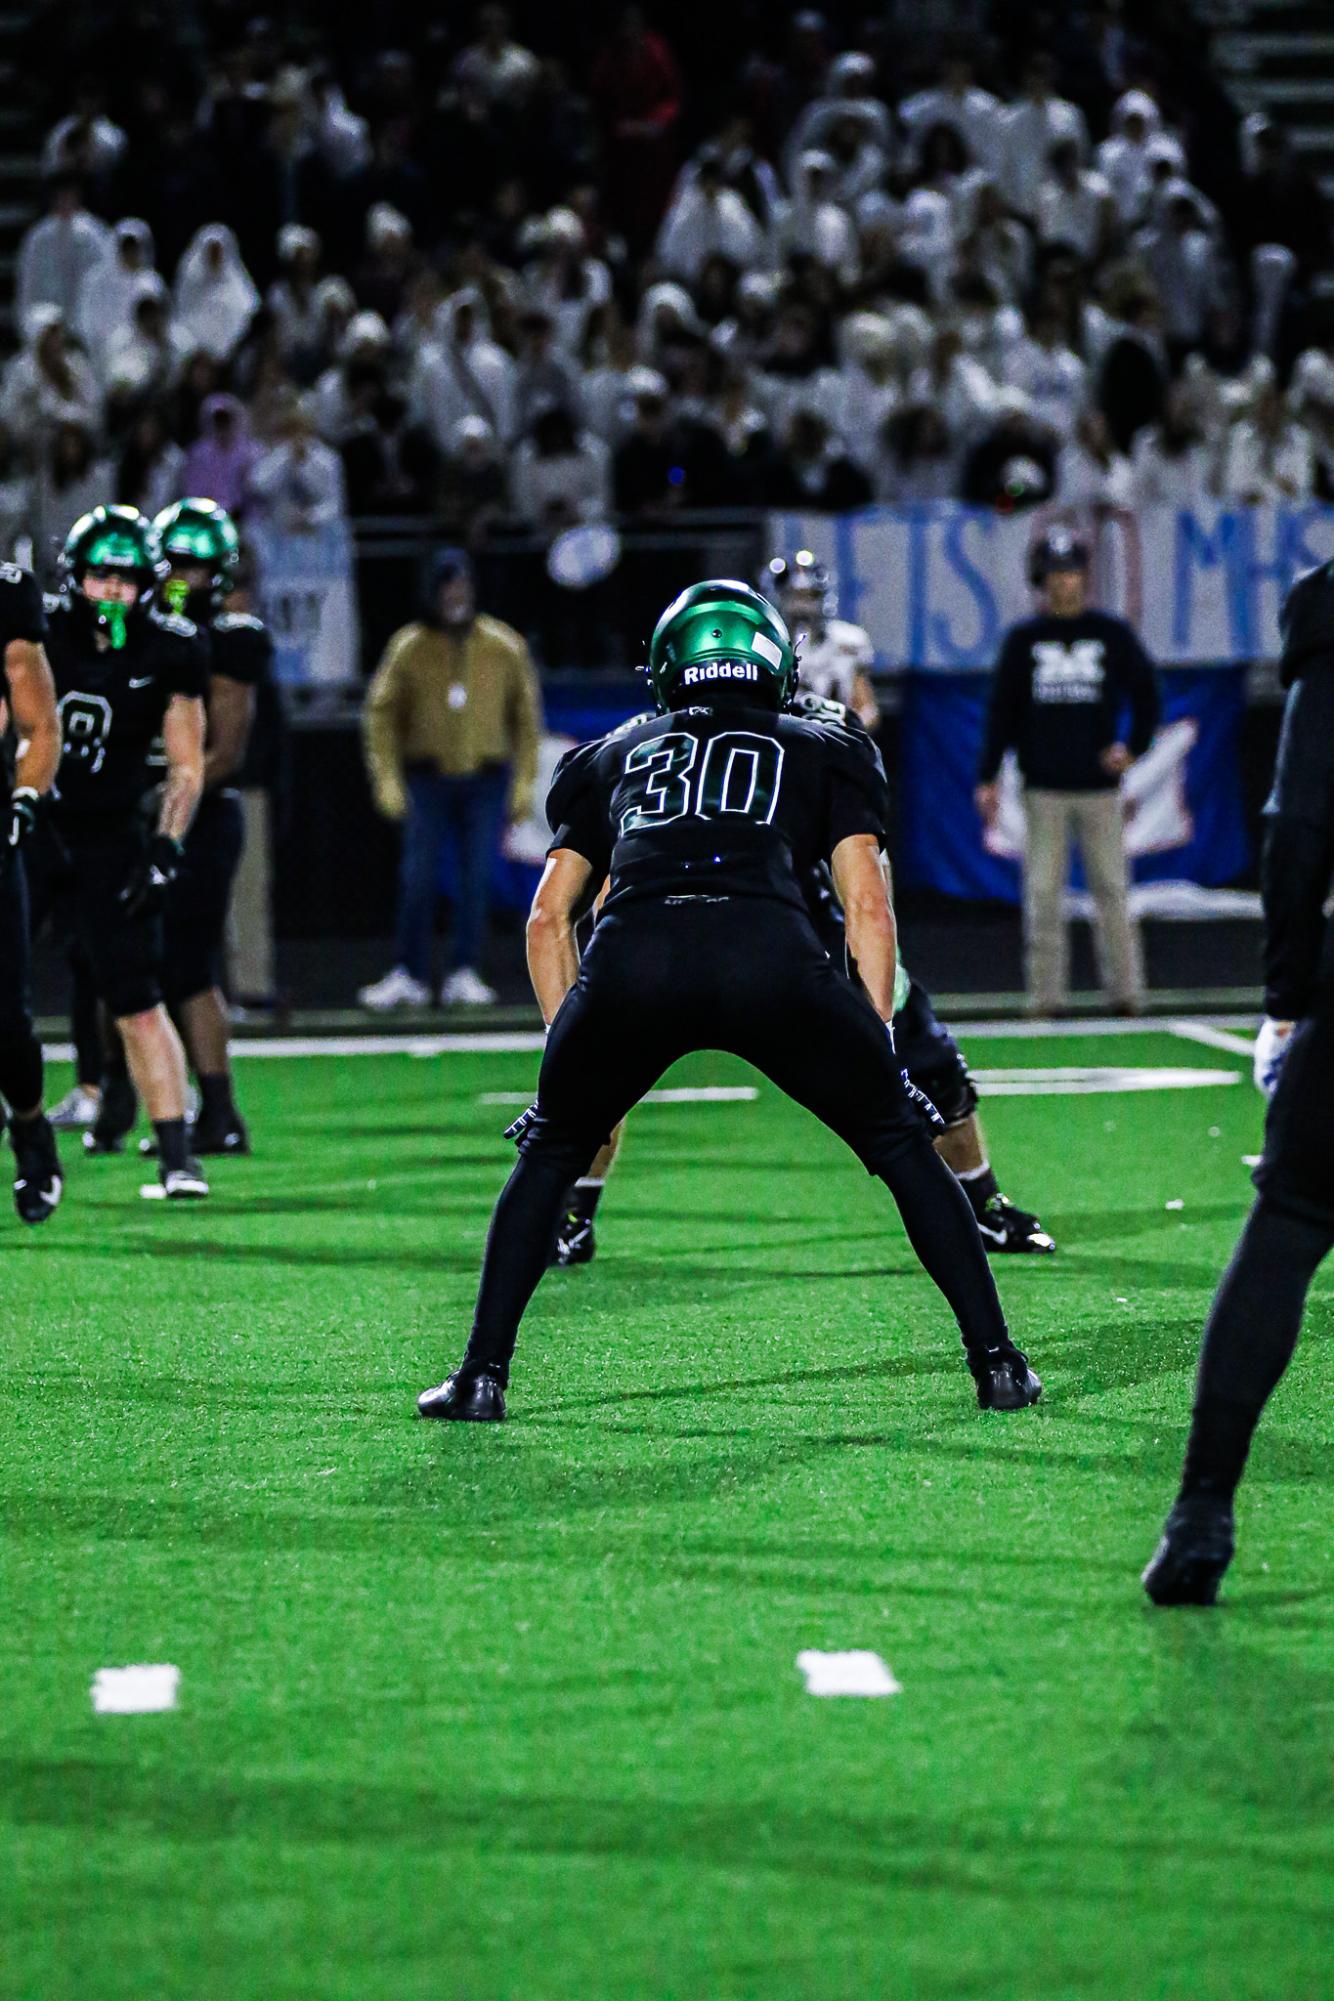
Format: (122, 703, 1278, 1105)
(899, 665, 1250, 902)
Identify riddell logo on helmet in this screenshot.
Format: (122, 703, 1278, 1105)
(680, 661, 759, 685)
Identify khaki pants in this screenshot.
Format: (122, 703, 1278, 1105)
(1023, 787, 1144, 1014)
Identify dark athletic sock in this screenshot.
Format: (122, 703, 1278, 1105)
(1180, 1199, 1334, 1501)
(462, 1151, 580, 1381)
(567, 1177, 605, 1224)
(957, 1160, 1001, 1214)
(0, 1030, 44, 1119)
(877, 1142, 1012, 1363)
(198, 1072, 238, 1124)
(154, 1117, 189, 1175)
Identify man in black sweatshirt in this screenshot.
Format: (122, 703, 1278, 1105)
(975, 529, 1160, 1016)
(1144, 556, 1334, 1605)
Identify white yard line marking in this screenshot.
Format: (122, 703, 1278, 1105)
(478, 1086, 759, 1107)
(37, 1020, 1258, 1066)
(797, 1650, 901, 1698)
(91, 1664, 179, 1714)
(1167, 1019, 1257, 1060)
(976, 1069, 1239, 1095)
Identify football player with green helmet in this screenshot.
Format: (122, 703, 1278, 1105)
(26, 506, 211, 1198)
(418, 579, 1041, 1422)
(152, 498, 268, 1153)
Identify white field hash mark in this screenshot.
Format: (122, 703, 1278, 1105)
(797, 1650, 902, 1698)
(91, 1664, 180, 1714)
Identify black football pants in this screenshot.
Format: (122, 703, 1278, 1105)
(460, 898, 1013, 1383)
(1181, 1008, 1334, 1501)
(0, 854, 44, 1114)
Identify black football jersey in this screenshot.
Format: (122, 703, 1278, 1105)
(209, 610, 272, 690)
(0, 561, 50, 802)
(44, 595, 209, 821)
(547, 701, 889, 916)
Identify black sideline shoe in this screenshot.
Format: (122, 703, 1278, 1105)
(974, 1348, 1044, 1411)
(417, 1367, 507, 1422)
(1142, 1494, 1235, 1606)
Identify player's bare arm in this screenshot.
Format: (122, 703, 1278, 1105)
(851, 669, 880, 732)
(5, 638, 60, 795)
(831, 831, 898, 1022)
(526, 848, 594, 1026)
(202, 672, 255, 791)
(158, 692, 206, 842)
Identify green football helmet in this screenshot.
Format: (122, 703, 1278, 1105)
(59, 505, 168, 650)
(153, 496, 241, 615)
(646, 579, 798, 712)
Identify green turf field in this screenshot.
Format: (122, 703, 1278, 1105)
(5, 1029, 1333, 2001)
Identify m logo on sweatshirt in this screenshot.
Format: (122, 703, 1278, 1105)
(1031, 638, 1105, 704)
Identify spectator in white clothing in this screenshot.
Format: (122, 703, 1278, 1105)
(509, 405, 611, 530)
(1095, 90, 1185, 228)
(1221, 366, 1314, 504)
(1129, 379, 1221, 503)
(102, 277, 192, 401)
(411, 292, 518, 449)
(1003, 308, 1090, 441)
(656, 146, 768, 279)
(1133, 185, 1227, 354)
(1001, 55, 1088, 219)
(899, 56, 1003, 175)
(42, 85, 127, 182)
(782, 51, 892, 186)
(1055, 409, 1134, 508)
(1036, 139, 1117, 264)
(267, 225, 325, 371)
(251, 395, 348, 530)
(17, 174, 111, 330)
(74, 217, 157, 356)
(778, 151, 858, 280)
(173, 224, 260, 362)
(452, 4, 540, 105)
(0, 307, 101, 449)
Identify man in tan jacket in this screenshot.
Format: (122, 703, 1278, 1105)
(360, 548, 542, 1007)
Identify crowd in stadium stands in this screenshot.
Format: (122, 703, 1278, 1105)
(5, 0, 1333, 580)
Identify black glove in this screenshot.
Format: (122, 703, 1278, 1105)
(0, 787, 39, 878)
(120, 833, 182, 917)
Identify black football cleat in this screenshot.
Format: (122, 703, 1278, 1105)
(141, 1159, 211, 1200)
(551, 1210, 597, 1267)
(10, 1114, 63, 1225)
(974, 1347, 1043, 1411)
(417, 1366, 507, 1422)
(975, 1194, 1056, 1255)
(1142, 1494, 1235, 1606)
(191, 1112, 251, 1157)
(83, 1071, 139, 1155)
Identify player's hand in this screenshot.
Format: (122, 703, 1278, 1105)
(376, 785, 409, 822)
(1100, 742, 1133, 777)
(974, 783, 1000, 829)
(119, 834, 182, 917)
(1254, 1016, 1295, 1099)
(0, 786, 39, 877)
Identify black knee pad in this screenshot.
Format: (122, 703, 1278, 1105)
(103, 973, 164, 1022)
(162, 930, 217, 1009)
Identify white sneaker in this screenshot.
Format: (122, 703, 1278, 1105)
(48, 1085, 100, 1130)
(440, 967, 498, 1006)
(357, 966, 432, 1011)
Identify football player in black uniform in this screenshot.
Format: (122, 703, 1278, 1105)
(154, 498, 267, 1153)
(0, 560, 63, 1222)
(1144, 556, 1334, 1605)
(418, 581, 1042, 1422)
(28, 507, 210, 1199)
(548, 685, 1054, 1267)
